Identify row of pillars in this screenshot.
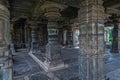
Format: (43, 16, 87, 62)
(0, 0, 119, 80)
(29, 0, 106, 79)
(30, 23, 74, 49)
(18, 0, 120, 79)
(29, 22, 74, 69)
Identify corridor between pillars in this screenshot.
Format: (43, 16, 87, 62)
(78, 0, 105, 80)
(0, 1, 12, 80)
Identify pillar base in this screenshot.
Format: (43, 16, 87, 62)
(45, 42, 64, 64)
(0, 47, 12, 80)
(31, 42, 39, 50)
(29, 51, 66, 72)
(67, 45, 74, 48)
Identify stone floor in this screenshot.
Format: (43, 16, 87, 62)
(13, 49, 50, 80)
(13, 48, 80, 80)
(105, 49, 120, 80)
(13, 48, 120, 80)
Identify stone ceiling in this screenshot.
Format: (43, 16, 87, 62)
(8, 0, 120, 21)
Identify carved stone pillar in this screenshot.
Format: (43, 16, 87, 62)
(63, 29, 67, 46)
(29, 22, 39, 50)
(72, 23, 79, 47)
(67, 24, 73, 47)
(40, 1, 66, 71)
(119, 22, 120, 53)
(24, 25, 28, 48)
(58, 26, 63, 45)
(111, 21, 119, 53)
(46, 21, 62, 64)
(78, 0, 105, 80)
(0, 1, 12, 80)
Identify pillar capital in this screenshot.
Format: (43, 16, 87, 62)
(78, 0, 105, 24)
(0, 2, 10, 20)
(0, 0, 9, 8)
(0, 2, 10, 46)
(41, 1, 67, 21)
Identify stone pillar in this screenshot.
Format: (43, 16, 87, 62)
(0, 1, 12, 80)
(111, 21, 119, 53)
(78, 0, 105, 80)
(72, 23, 79, 47)
(46, 21, 62, 65)
(29, 23, 39, 50)
(119, 21, 120, 53)
(63, 29, 67, 46)
(58, 27, 63, 45)
(40, 1, 66, 71)
(28, 27, 31, 50)
(24, 25, 28, 48)
(67, 24, 73, 47)
(10, 22, 15, 53)
(10, 22, 14, 42)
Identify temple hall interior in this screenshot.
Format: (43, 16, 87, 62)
(0, 0, 120, 80)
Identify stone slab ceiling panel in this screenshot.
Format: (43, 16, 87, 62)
(10, 0, 36, 18)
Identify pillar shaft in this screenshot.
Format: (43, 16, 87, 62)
(47, 21, 59, 43)
(58, 27, 63, 45)
(67, 25, 73, 46)
(119, 22, 120, 53)
(31, 28, 38, 43)
(72, 23, 79, 47)
(29, 20, 39, 50)
(46, 21, 62, 66)
(111, 23, 119, 53)
(31, 28, 39, 50)
(78, 0, 105, 80)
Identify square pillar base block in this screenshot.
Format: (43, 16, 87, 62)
(29, 51, 66, 72)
